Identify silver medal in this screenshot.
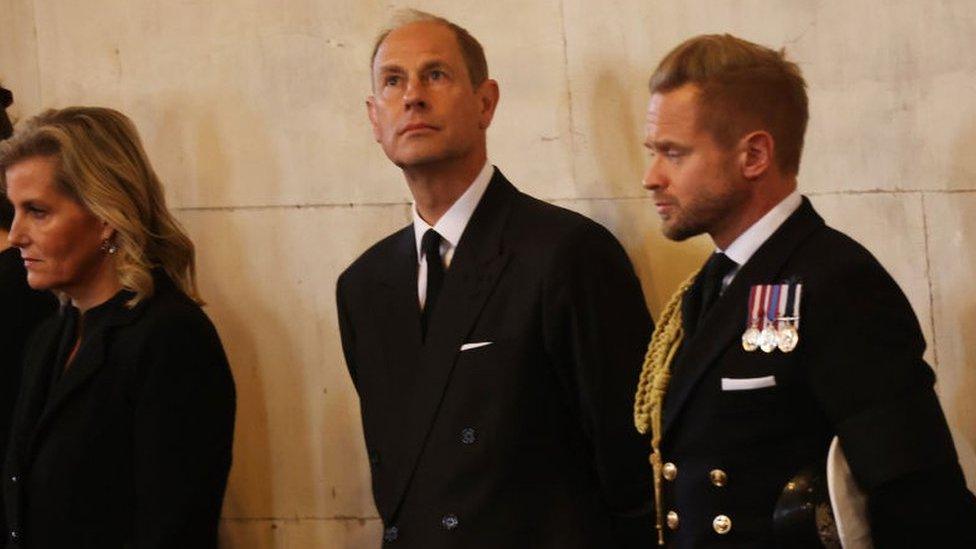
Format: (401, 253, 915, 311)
(758, 325, 778, 353)
(742, 325, 760, 352)
(777, 322, 799, 353)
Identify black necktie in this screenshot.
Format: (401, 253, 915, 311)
(421, 229, 444, 338)
(695, 252, 737, 330)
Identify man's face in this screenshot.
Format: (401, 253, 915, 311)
(367, 21, 493, 169)
(642, 84, 747, 242)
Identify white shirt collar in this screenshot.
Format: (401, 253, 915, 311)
(722, 190, 803, 267)
(412, 160, 494, 261)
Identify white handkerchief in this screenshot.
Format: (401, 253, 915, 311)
(721, 375, 777, 391)
(460, 342, 493, 351)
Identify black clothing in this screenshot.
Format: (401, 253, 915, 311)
(337, 169, 655, 548)
(3, 273, 235, 549)
(0, 248, 57, 535)
(659, 198, 976, 547)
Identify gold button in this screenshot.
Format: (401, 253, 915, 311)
(709, 469, 728, 487)
(713, 514, 732, 535)
(666, 511, 679, 530)
(662, 462, 677, 481)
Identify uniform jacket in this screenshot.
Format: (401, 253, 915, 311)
(659, 197, 976, 547)
(0, 248, 57, 535)
(2, 273, 236, 549)
(336, 170, 655, 548)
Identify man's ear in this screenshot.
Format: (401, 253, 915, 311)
(740, 130, 774, 181)
(476, 79, 500, 130)
(366, 95, 382, 143)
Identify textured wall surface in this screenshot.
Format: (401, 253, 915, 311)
(2, 1, 975, 547)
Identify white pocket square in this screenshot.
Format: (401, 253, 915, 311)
(460, 342, 493, 351)
(721, 375, 777, 391)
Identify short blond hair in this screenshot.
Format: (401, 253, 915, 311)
(0, 107, 201, 306)
(370, 9, 489, 88)
(650, 34, 809, 176)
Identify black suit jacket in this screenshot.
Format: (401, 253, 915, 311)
(0, 248, 57, 535)
(337, 169, 655, 548)
(2, 273, 236, 549)
(659, 198, 976, 547)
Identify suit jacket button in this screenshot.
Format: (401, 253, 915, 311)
(9, 530, 19, 541)
(709, 469, 727, 487)
(460, 428, 476, 445)
(662, 462, 677, 481)
(441, 514, 459, 530)
(383, 526, 399, 542)
(8, 475, 17, 484)
(666, 511, 679, 530)
(713, 514, 732, 535)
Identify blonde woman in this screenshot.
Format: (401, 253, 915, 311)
(0, 107, 235, 549)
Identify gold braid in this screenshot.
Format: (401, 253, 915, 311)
(633, 272, 697, 546)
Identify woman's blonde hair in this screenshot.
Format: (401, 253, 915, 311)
(0, 106, 200, 306)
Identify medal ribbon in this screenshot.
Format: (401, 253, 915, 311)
(746, 285, 759, 326)
(792, 284, 803, 327)
(777, 283, 789, 321)
(766, 284, 780, 327)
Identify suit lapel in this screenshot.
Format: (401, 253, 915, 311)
(388, 170, 515, 516)
(661, 198, 825, 438)
(25, 295, 142, 461)
(372, 227, 424, 376)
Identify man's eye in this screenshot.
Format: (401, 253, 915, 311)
(429, 70, 445, 81)
(384, 75, 401, 87)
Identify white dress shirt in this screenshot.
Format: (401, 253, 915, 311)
(719, 190, 803, 290)
(413, 161, 494, 309)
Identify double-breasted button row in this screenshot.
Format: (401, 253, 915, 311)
(661, 462, 728, 487)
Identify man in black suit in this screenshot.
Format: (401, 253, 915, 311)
(336, 10, 654, 548)
(634, 34, 976, 547)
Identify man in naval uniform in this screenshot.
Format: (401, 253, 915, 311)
(633, 34, 976, 547)
(336, 10, 654, 548)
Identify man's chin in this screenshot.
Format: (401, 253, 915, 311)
(662, 222, 703, 242)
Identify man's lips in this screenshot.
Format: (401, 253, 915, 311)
(654, 200, 676, 216)
(399, 123, 438, 135)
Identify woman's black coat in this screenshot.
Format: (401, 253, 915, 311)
(2, 273, 235, 549)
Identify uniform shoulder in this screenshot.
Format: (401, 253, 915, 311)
(795, 223, 892, 280)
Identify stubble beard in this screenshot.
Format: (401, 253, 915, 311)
(662, 185, 746, 243)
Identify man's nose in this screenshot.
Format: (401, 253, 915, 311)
(642, 155, 667, 191)
(403, 77, 428, 110)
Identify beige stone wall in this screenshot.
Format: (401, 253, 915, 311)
(2, 1, 974, 546)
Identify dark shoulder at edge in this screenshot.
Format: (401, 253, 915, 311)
(338, 224, 412, 285)
(508, 191, 618, 247)
(793, 220, 900, 282)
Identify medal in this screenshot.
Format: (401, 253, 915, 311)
(741, 285, 762, 351)
(776, 283, 802, 353)
(759, 284, 780, 353)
